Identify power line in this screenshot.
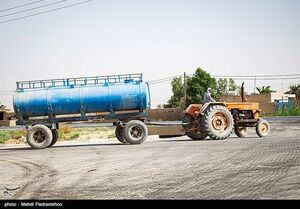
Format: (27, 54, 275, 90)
(233, 77, 300, 81)
(148, 75, 183, 84)
(0, 0, 93, 24)
(148, 79, 174, 85)
(0, 0, 69, 18)
(186, 73, 300, 78)
(0, 0, 45, 13)
(148, 75, 182, 83)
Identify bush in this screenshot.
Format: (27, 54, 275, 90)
(108, 132, 116, 138)
(274, 106, 300, 116)
(60, 126, 74, 134)
(0, 131, 11, 144)
(10, 130, 26, 139)
(70, 132, 80, 139)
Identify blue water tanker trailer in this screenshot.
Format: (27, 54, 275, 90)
(13, 73, 151, 149)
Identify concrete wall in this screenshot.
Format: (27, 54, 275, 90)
(220, 94, 272, 103)
(147, 108, 183, 121)
(148, 125, 184, 136)
(259, 102, 276, 115)
(0, 120, 16, 127)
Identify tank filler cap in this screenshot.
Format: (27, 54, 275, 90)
(124, 79, 134, 83)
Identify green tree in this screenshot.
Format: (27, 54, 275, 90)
(216, 78, 228, 97)
(256, 86, 275, 94)
(229, 78, 238, 91)
(164, 76, 184, 108)
(186, 68, 217, 104)
(285, 84, 300, 99)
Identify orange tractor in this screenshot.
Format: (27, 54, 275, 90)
(182, 89, 270, 140)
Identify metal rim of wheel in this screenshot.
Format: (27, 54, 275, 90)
(211, 112, 229, 133)
(259, 123, 268, 133)
(129, 125, 143, 141)
(33, 131, 46, 143)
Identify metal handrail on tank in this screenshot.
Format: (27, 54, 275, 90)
(16, 73, 143, 91)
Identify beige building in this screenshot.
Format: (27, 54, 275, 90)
(0, 110, 16, 127)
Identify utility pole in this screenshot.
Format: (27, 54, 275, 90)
(184, 72, 187, 107)
(253, 76, 257, 94)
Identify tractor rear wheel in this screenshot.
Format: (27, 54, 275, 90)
(203, 105, 233, 140)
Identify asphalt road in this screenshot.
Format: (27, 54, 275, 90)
(0, 121, 299, 200)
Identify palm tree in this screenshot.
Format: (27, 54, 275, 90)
(0, 102, 6, 110)
(285, 84, 300, 99)
(256, 86, 275, 94)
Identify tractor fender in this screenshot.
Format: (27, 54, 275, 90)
(201, 102, 227, 113)
(184, 102, 226, 118)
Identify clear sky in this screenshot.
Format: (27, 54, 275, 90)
(0, 0, 300, 109)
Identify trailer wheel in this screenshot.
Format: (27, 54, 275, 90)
(123, 120, 148, 144)
(48, 129, 58, 147)
(256, 119, 270, 137)
(26, 125, 52, 149)
(204, 105, 233, 140)
(234, 126, 248, 137)
(115, 126, 128, 144)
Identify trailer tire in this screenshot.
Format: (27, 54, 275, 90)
(204, 105, 233, 140)
(123, 120, 148, 144)
(256, 119, 270, 137)
(115, 126, 128, 144)
(234, 126, 248, 137)
(26, 125, 53, 149)
(48, 129, 58, 147)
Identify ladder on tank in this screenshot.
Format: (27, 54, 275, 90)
(16, 73, 143, 91)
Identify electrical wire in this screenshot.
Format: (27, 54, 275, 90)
(0, 0, 69, 18)
(0, 0, 93, 24)
(0, 0, 45, 13)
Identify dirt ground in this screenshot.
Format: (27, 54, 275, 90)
(0, 121, 299, 200)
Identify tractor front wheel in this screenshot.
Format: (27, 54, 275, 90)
(256, 119, 270, 137)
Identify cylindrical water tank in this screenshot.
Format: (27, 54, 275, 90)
(13, 81, 151, 118)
